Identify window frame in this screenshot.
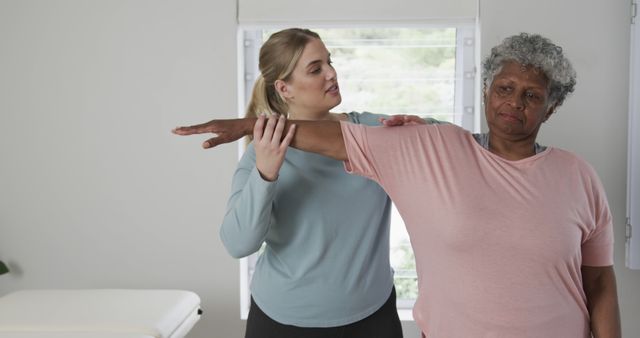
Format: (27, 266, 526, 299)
(236, 22, 478, 320)
(627, 1, 640, 270)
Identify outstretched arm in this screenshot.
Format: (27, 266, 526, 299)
(172, 114, 347, 160)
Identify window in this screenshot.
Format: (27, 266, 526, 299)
(627, 1, 640, 270)
(237, 24, 477, 319)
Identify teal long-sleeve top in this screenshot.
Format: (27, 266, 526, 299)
(220, 112, 396, 327)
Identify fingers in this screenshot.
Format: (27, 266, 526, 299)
(172, 127, 194, 135)
(253, 114, 266, 141)
(279, 123, 296, 150)
(253, 115, 291, 182)
(405, 115, 426, 125)
(203, 137, 221, 149)
(261, 114, 278, 142)
(390, 115, 406, 125)
(172, 126, 193, 135)
(381, 115, 404, 126)
(172, 121, 214, 135)
(381, 114, 426, 127)
(253, 114, 292, 150)
(174, 118, 250, 149)
(271, 115, 287, 146)
(255, 114, 287, 144)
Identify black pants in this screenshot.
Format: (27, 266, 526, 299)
(245, 287, 403, 338)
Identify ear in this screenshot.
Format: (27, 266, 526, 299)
(543, 104, 556, 122)
(274, 79, 293, 101)
(482, 84, 488, 104)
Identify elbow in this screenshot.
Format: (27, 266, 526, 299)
(327, 147, 348, 161)
(325, 132, 348, 160)
(220, 229, 262, 259)
(333, 146, 348, 161)
(333, 128, 348, 160)
(226, 249, 252, 259)
(224, 245, 257, 259)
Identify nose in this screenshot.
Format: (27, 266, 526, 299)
(326, 65, 337, 81)
(508, 90, 525, 110)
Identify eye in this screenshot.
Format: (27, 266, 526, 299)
(496, 85, 512, 95)
(525, 91, 543, 103)
(310, 67, 321, 74)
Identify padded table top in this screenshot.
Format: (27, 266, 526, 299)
(0, 289, 201, 338)
(0, 332, 155, 338)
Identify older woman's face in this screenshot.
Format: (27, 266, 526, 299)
(484, 61, 554, 143)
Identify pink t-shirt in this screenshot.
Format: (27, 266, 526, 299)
(340, 122, 614, 338)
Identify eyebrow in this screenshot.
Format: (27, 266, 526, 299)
(304, 53, 331, 69)
(305, 60, 322, 69)
(495, 77, 547, 90)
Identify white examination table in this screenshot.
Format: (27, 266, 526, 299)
(0, 333, 155, 338)
(0, 289, 202, 338)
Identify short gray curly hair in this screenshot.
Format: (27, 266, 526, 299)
(482, 33, 577, 108)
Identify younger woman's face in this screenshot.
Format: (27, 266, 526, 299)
(278, 38, 341, 119)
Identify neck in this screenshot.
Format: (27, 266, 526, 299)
(487, 133, 538, 161)
(288, 109, 341, 121)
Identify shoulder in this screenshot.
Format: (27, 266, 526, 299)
(547, 148, 590, 166)
(547, 148, 602, 180)
(344, 111, 389, 126)
(419, 123, 468, 139)
(343, 122, 469, 148)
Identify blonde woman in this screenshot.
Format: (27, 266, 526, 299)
(212, 28, 431, 338)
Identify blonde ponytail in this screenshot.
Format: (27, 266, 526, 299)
(245, 75, 289, 118)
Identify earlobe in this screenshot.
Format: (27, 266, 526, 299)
(543, 106, 556, 122)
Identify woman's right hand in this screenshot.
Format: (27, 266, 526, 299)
(379, 114, 427, 126)
(254, 114, 296, 182)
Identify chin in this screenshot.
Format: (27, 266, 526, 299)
(324, 97, 341, 111)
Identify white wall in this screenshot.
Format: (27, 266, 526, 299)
(0, 1, 638, 338)
(0, 1, 243, 337)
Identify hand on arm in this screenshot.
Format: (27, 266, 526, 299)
(379, 114, 427, 126)
(253, 114, 295, 181)
(581, 265, 621, 338)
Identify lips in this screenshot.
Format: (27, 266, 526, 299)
(326, 83, 339, 95)
(498, 112, 522, 123)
